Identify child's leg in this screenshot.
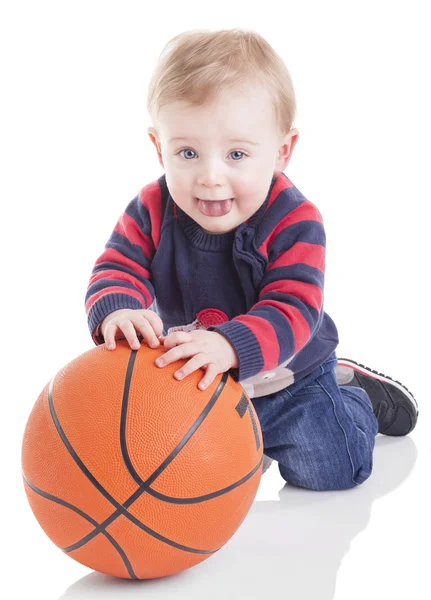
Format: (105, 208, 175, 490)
(251, 354, 379, 491)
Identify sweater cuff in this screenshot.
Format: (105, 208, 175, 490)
(207, 320, 264, 382)
(88, 293, 144, 345)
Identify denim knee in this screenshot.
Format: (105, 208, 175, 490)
(277, 448, 373, 491)
(254, 358, 376, 492)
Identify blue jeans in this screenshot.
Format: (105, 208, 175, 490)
(251, 352, 379, 491)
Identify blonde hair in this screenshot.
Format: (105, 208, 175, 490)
(147, 28, 297, 137)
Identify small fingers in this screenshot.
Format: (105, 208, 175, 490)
(162, 331, 192, 349)
(142, 310, 165, 339)
(104, 318, 162, 351)
(172, 355, 212, 382)
(134, 316, 160, 348)
(156, 343, 199, 367)
(117, 320, 141, 350)
(197, 364, 219, 390)
(104, 320, 141, 350)
(103, 322, 120, 350)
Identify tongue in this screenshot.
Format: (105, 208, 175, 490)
(198, 199, 233, 216)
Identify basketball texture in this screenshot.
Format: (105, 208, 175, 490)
(21, 339, 263, 579)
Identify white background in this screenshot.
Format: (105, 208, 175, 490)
(1, 1, 430, 598)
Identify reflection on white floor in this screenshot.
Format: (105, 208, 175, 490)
(26, 433, 424, 600)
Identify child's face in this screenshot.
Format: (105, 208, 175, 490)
(148, 82, 298, 234)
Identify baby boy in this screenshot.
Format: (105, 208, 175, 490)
(85, 28, 418, 490)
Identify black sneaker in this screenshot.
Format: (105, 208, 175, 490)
(335, 358, 419, 436)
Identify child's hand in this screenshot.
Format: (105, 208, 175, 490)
(155, 329, 239, 390)
(101, 308, 164, 351)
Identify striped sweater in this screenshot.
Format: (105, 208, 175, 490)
(85, 172, 339, 398)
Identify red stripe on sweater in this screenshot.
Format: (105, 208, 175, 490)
(94, 247, 152, 281)
(233, 313, 280, 371)
(254, 299, 311, 356)
(113, 212, 154, 258)
(245, 173, 294, 225)
(266, 174, 295, 210)
(85, 285, 147, 315)
(139, 180, 163, 249)
(88, 268, 152, 307)
(261, 278, 323, 312)
(267, 241, 325, 272)
(258, 201, 323, 260)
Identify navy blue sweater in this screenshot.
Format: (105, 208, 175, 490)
(85, 172, 339, 398)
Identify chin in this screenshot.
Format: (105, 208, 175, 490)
(201, 220, 237, 234)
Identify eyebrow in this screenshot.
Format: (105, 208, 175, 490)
(168, 137, 260, 146)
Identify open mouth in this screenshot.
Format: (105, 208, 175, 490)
(196, 198, 234, 217)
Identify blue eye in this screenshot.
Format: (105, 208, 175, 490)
(230, 151, 246, 160)
(180, 149, 197, 160)
(178, 148, 247, 161)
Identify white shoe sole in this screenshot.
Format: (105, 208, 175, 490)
(337, 358, 418, 412)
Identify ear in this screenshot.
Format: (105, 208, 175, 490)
(274, 128, 299, 175)
(147, 127, 165, 169)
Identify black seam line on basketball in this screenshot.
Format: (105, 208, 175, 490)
(120, 350, 142, 485)
(120, 355, 263, 502)
(144, 455, 264, 504)
(48, 371, 229, 556)
(63, 371, 230, 554)
(235, 393, 260, 451)
(48, 379, 132, 515)
(126, 368, 229, 489)
(247, 403, 261, 451)
(121, 350, 230, 488)
(22, 474, 138, 580)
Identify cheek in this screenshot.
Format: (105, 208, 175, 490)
(173, 172, 192, 190)
(165, 172, 189, 198)
(237, 192, 261, 208)
(235, 177, 261, 197)
(235, 193, 266, 217)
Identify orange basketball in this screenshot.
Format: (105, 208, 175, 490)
(21, 339, 263, 579)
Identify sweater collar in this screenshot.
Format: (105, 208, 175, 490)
(169, 174, 277, 252)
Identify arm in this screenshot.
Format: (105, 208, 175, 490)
(208, 200, 325, 382)
(85, 185, 160, 345)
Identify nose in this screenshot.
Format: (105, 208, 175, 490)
(196, 157, 226, 188)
